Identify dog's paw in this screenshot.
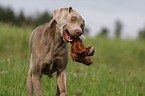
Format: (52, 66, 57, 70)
(87, 46, 95, 56)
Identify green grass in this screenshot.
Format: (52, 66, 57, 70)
(0, 22, 145, 96)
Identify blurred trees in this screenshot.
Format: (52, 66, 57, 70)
(115, 20, 122, 38)
(97, 20, 123, 39)
(138, 26, 145, 39)
(98, 27, 109, 38)
(0, 6, 52, 27)
(1, 6, 145, 40)
(0, 6, 15, 23)
(85, 27, 90, 35)
(33, 12, 52, 26)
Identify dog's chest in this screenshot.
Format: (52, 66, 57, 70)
(41, 43, 68, 77)
(41, 57, 66, 77)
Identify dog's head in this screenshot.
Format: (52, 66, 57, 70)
(53, 7, 85, 42)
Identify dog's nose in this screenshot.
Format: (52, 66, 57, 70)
(76, 30, 83, 36)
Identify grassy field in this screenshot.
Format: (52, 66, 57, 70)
(0, 22, 145, 96)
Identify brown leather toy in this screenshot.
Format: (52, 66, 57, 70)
(70, 37, 95, 65)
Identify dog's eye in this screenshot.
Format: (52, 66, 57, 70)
(71, 17, 76, 21)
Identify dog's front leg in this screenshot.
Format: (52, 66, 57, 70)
(32, 74, 43, 96)
(56, 70, 67, 96)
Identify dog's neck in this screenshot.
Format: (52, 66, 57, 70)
(53, 24, 68, 56)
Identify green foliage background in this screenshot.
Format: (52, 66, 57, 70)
(0, 23, 145, 96)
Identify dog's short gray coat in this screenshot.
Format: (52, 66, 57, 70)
(27, 7, 85, 96)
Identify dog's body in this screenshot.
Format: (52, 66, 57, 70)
(29, 19, 68, 77)
(27, 7, 94, 96)
(27, 19, 68, 96)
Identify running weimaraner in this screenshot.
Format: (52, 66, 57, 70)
(27, 7, 94, 96)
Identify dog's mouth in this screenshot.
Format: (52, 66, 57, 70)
(63, 30, 73, 42)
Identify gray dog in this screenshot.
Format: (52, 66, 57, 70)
(27, 7, 94, 96)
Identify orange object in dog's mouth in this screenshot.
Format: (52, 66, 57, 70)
(63, 30, 73, 42)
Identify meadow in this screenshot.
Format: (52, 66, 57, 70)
(0, 22, 145, 96)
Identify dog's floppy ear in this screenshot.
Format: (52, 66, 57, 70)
(53, 7, 72, 25)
